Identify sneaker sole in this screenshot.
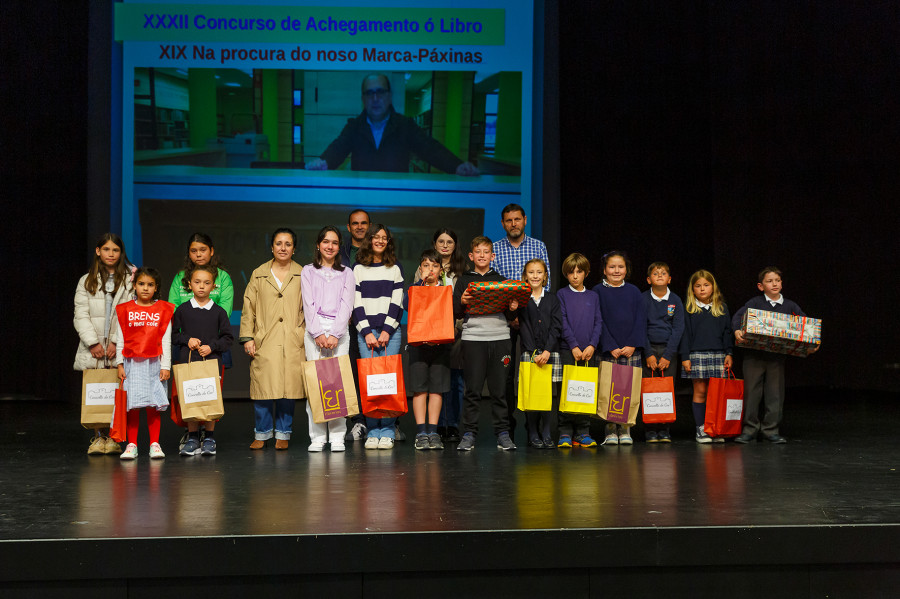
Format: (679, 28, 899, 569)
(201, 450, 216, 455)
(180, 449, 201, 456)
(696, 438, 712, 444)
(573, 441, 597, 447)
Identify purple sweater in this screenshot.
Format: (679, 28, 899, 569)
(556, 286, 603, 351)
(592, 282, 647, 353)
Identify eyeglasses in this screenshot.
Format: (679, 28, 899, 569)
(436, 240, 454, 246)
(363, 88, 389, 99)
(372, 235, 390, 242)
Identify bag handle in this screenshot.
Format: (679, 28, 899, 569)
(725, 366, 736, 380)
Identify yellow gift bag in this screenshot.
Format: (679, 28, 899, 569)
(517, 353, 553, 411)
(559, 361, 598, 415)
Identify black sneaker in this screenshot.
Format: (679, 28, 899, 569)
(414, 433, 429, 450)
(457, 432, 476, 451)
(201, 437, 217, 455)
(428, 433, 444, 450)
(445, 426, 461, 443)
(496, 432, 517, 450)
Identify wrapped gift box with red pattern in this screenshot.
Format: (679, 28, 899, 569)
(465, 280, 531, 315)
(738, 308, 822, 357)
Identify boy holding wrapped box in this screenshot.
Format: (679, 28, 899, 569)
(454, 236, 519, 450)
(732, 267, 815, 444)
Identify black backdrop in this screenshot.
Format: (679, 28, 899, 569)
(3, 1, 897, 402)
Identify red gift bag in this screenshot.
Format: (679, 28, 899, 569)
(641, 372, 676, 424)
(357, 353, 408, 418)
(109, 381, 128, 443)
(407, 285, 455, 345)
(704, 369, 744, 437)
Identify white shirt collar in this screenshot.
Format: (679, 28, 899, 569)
(568, 285, 586, 293)
(602, 279, 625, 288)
(696, 300, 711, 310)
(651, 287, 671, 301)
(190, 297, 214, 310)
(766, 294, 783, 306)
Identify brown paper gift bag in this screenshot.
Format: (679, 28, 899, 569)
(81, 367, 120, 429)
(596, 361, 642, 425)
(173, 356, 225, 422)
(304, 354, 360, 423)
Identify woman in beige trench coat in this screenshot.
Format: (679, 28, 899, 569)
(239, 228, 307, 450)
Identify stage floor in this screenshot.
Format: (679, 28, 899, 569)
(1, 389, 899, 596)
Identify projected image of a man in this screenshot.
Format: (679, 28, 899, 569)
(305, 73, 479, 176)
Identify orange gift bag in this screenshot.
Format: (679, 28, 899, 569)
(407, 285, 455, 345)
(357, 353, 408, 418)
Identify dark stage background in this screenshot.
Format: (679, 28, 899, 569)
(3, 1, 897, 402)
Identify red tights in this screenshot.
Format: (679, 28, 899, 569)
(126, 409, 160, 445)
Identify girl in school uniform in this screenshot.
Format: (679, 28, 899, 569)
(515, 258, 563, 448)
(680, 269, 734, 443)
(115, 267, 174, 460)
(301, 226, 356, 452)
(74, 233, 134, 454)
(353, 224, 405, 450)
(591, 251, 647, 446)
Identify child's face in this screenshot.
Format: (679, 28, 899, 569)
(469, 243, 493, 270)
(420, 258, 441, 284)
(647, 268, 671, 288)
(371, 229, 389, 257)
(96, 240, 122, 270)
(134, 274, 157, 303)
(434, 233, 455, 258)
(604, 256, 627, 284)
(189, 242, 213, 266)
(692, 278, 713, 303)
(318, 231, 341, 263)
(190, 270, 215, 301)
(566, 266, 586, 290)
(757, 272, 782, 299)
(525, 263, 546, 290)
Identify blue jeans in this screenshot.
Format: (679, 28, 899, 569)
(254, 398, 295, 440)
(358, 329, 401, 438)
(438, 368, 464, 427)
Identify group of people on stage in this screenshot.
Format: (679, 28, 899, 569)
(73, 203, 812, 459)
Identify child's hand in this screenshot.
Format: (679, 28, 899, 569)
(734, 330, 745, 343)
(621, 346, 635, 358)
(315, 334, 330, 349)
(810, 344, 821, 354)
(646, 355, 658, 370)
(583, 346, 595, 362)
(509, 299, 518, 311)
(460, 290, 472, 305)
(658, 357, 670, 371)
(724, 355, 733, 369)
(682, 360, 691, 373)
(572, 347, 584, 361)
(610, 348, 622, 359)
(365, 333, 378, 350)
(326, 335, 339, 350)
(160, 369, 170, 381)
(509, 317, 520, 330)
(188, 337, 201, 350)
(106, 342, 116, 360)
(117, 364, 126, 382)
(534, 351, 550, 366)
(198, 345, 211, 357)
(89, 343, 105, 359)
(377, 330, 391, 348)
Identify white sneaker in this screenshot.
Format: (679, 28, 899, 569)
(364, 437, 379, 450)
(378, 437, 394, 450)
(120, 443, 138, 460)
(308, 441, 325, 452)
(330, 442, 346, 452)
(149, 442, 166, 459)
(696, 426, 712, 444)
(602, 433, 619, 446)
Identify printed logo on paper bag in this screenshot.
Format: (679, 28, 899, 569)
(367, 372, 397, 397)
(725, 399, 743, 421)
(315, 358, 348, 419)
(642, 392, 674, 415)
(566, 381, 596, 404)
(607, 366, 634, 422)
(182, 377, 217, 404)
(85, 383, 117, 406)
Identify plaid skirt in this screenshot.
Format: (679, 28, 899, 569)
(681, 351, 726, 379)
(601, 350, 644, 368)
(520, 351, 563, 382)
(123, 357, 169, 411)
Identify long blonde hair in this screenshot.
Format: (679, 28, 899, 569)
(685, 269, 726, 317)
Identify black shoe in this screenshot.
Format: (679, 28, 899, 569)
(734, 433, 755, 444)
(764, 434, 787, 444)
(528, 437, 544, 448)
(436, 426, 447, 439)
(445, 426, 461, 443)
